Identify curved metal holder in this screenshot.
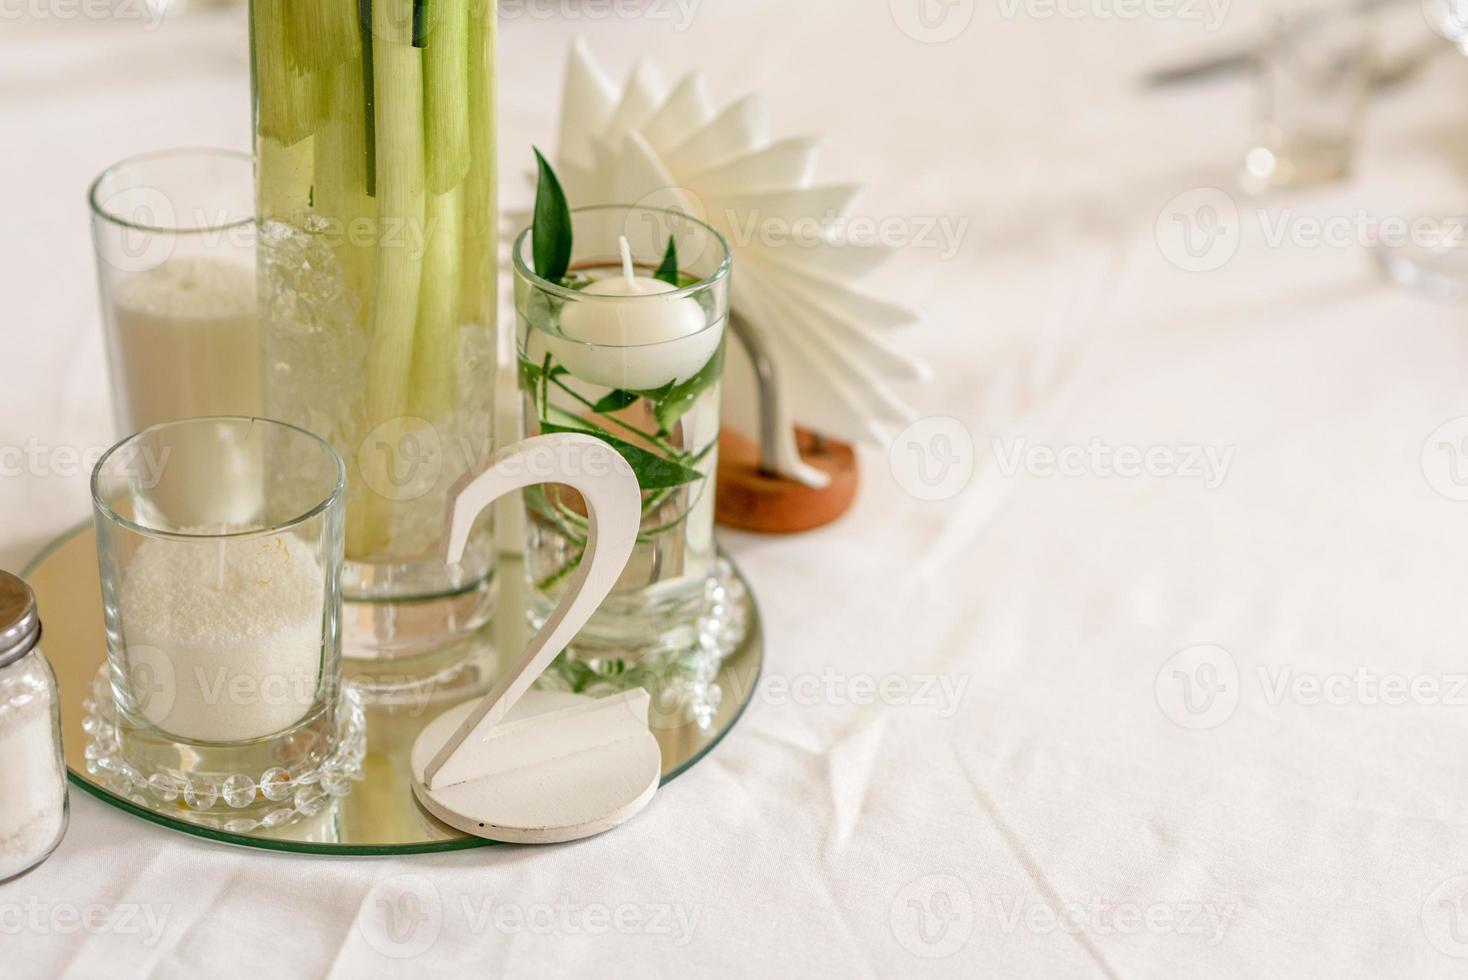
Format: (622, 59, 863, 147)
(728, 311, 830, 490)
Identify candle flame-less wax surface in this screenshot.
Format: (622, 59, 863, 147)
(549, 237, 720, 390)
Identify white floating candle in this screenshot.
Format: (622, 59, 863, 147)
(549, 237, 721, 391)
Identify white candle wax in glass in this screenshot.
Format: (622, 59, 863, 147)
(119, 531, 326, 743)
(550, 238, 717, 390)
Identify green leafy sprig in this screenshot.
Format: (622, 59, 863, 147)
(526, 152, 725, 586)
(654, 235, 680, 286)
(532, 146, 572, 283)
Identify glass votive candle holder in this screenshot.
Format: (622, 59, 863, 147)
(513, 205, 731, 665)
(90, 417, 355, 821)
(89, 148, 259, 437)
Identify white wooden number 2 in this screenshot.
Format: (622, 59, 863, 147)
(409, 432, 660, 844)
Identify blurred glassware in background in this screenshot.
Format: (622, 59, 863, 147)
(89, 149, 260, 438)
(1425, 0, 1468, 51)
(140, 0, 241, 15)
(1242, 2, 1374, 191)
(1375, 217, 1468, 302)
(1374, 0, 1468, 300)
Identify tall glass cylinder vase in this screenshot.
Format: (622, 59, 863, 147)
(249, 0, 499, 676)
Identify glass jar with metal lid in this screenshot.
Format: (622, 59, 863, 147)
(0, 570, 67, 881)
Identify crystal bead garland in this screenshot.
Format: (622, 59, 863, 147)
(535, 557, 751, 731)
(82, 667, 366, 833)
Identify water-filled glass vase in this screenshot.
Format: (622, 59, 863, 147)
(514, 206, 732, 665)
(249, 0, 499, 674)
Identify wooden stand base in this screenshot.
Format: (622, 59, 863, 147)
(715, 427, 859, 534)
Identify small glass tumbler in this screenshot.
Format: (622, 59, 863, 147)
(90, 149, 260, 437)
(90, 417, 354, 820)
(514, 205, 731, 665)
(1243, 4, 1372, 191)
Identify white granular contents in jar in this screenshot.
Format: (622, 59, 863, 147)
(119, 532, 326, 743)
(0, 672, 65, 880)
(113, 255, 255, 317)
(109, 256, 261, 433)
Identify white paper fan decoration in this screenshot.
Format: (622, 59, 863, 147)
(537, 39, 930, 488)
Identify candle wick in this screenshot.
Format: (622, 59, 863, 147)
(215, 523, 227, 591)
(618, 236, 636, 286)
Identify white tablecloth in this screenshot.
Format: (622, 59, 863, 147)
(7, 1, 1468, 976)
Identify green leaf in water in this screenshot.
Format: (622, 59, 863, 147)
(590, 389, 639, 413)
(540, 417, 703, 490)
(630, 379, 676, 402)
(541, 402, 614, 437)
(652, 336, 726, 435)
(532, 147, 572, 283)
(654, 235, 679, 287)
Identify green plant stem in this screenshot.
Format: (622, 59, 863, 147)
(524, 486, 588, 541)
(528, 366, 717, 575)
(410, 184, 462, 421)
(636, 442, 714, 532)
(252, 0, 323, 147)
(536, 550, 584, 591)
(524, 484, 588, 590)
(314, 56, 377, 319)
(286, 0, 359, 73)
(412, 0, 428, 45)
(545, 374, 680, 457)
(350, 0, 427, 559)
(458, 0, 497, 328)
(422, 0, 471, 194)
(256, 136, 314, 225)
(358, 0, 377, 196)
(641, 443, 714, 516)
(637, 476, 710, 540)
